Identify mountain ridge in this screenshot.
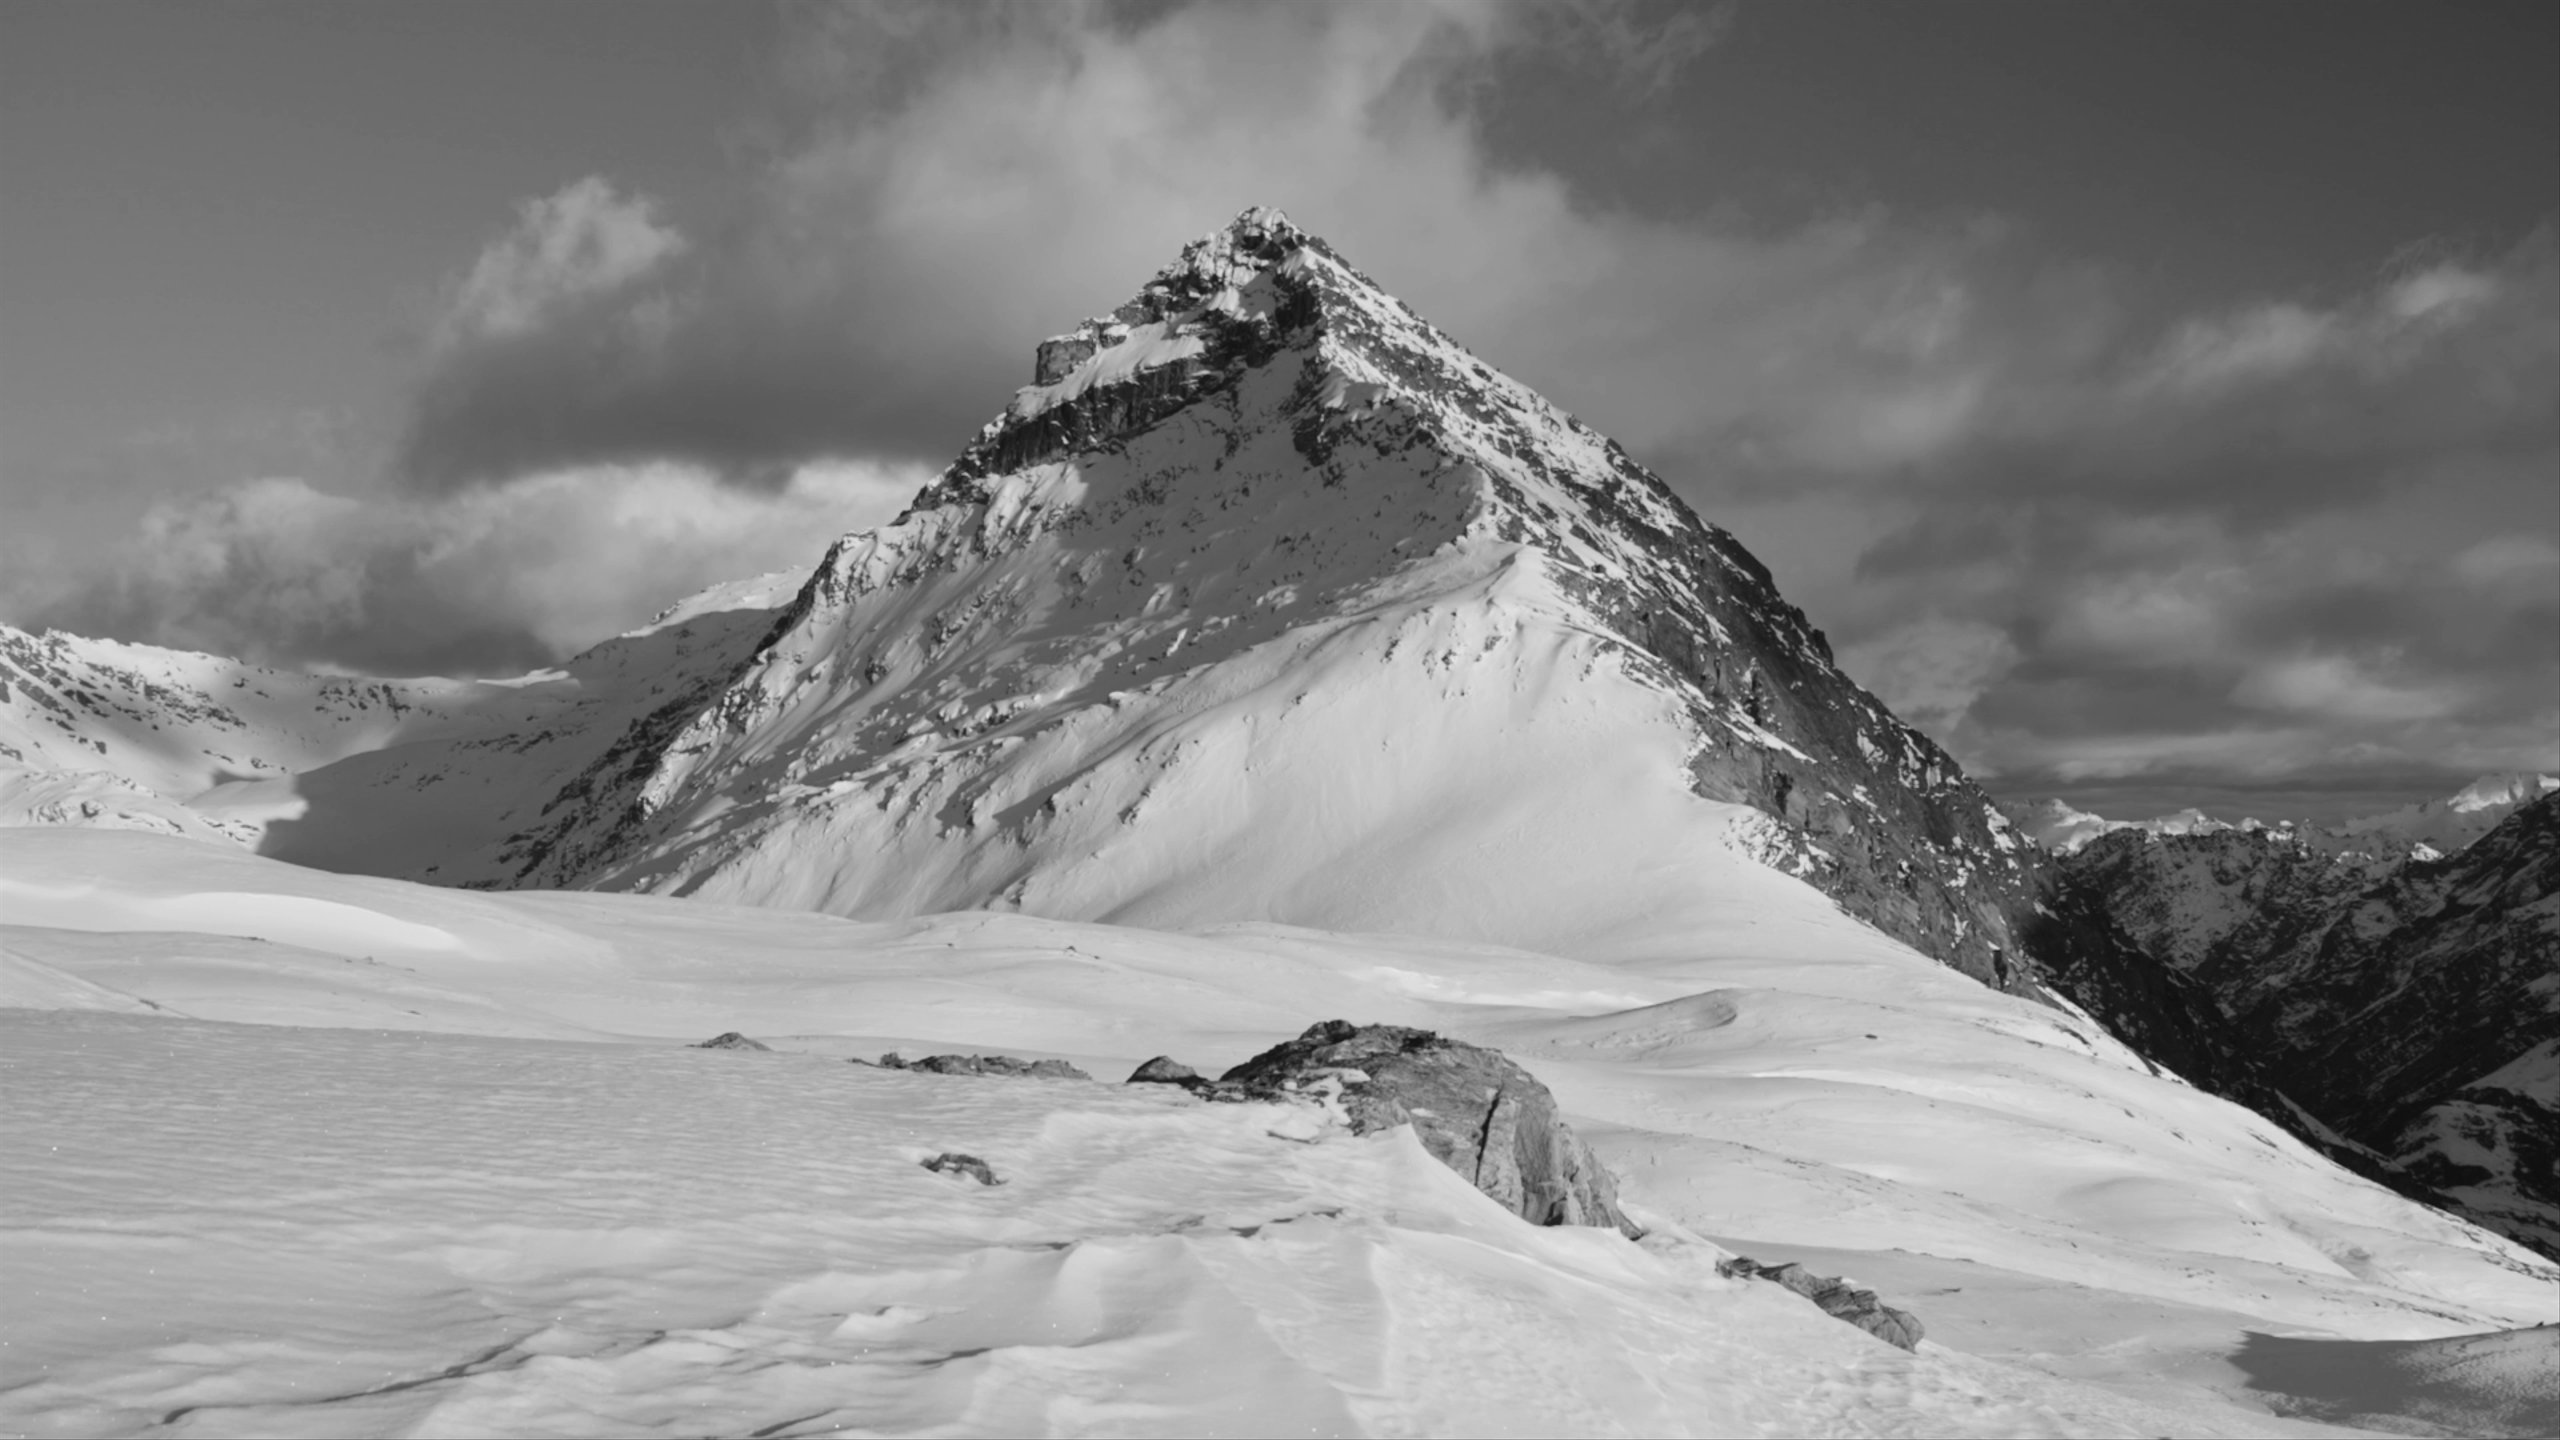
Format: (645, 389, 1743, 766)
(2040, 789, 2560, 1258)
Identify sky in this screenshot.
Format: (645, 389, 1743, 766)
(2, 0, 2554, 822)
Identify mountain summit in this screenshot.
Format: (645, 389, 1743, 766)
(492, 208, 2042, 983)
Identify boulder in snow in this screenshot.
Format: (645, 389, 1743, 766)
(692, 1032, 771, 1051)
(1720, 1256, 1926, 1351)
(1126, 1056, 1208, 1089)
(920, 1152, 1002, 1186)
(1220, 1020, 1637, 1237)
(880, 1052, 1091, 1081)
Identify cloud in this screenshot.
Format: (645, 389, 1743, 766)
(2229, 655, 2464, 725)
(1508, 0, 1737, 98)
(18, 462, 926, 675)
(440, 178, 686, 345)
(1923, 523, 2560, 800)
(1836, 617, 2017, 741)
(391, 0, 1849, 491)
(1734, 231, 2560, 810)
(2454, 533, 2560, 594)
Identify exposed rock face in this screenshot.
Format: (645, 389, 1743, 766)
(490, 206, 2044, 995)
(2036, 793, 2560, 1258)
(879, 1052, 1093, 1081)
(1719, 1256, 1925, 1351)
(1219, 1020, 1637, 1237)
(692, 1032, 771, 1051)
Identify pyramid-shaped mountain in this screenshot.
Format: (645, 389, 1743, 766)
(494, 208, 2041, 987)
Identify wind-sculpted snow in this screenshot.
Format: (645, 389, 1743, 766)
(493, 209, 2041, 989)
(7, 829, 2558, 1436)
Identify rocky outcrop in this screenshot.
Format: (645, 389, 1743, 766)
(2034, 793, 2560, 1259)
(1126, 1055, 1210, 1089)
(1719, 1256, 1925, 1351)
(692, 1031, 771, 1051)
(920, 1152, 1003, 1185)
(877, 1052, 1092, 1080)
(1217, 1021, 1637, 1237)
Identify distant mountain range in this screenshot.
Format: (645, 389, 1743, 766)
(2002, 773, 2557, 859)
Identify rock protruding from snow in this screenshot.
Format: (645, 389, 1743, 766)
(1720, 1256, 1926, 1351)
(919, 1152, 1003, 1185)
(1219, 1020, 1636, 1237)
(880, 1052, 1092, 1081)
(692, 1032, 771, 1051)
(1126, 1055, 1207, 1088)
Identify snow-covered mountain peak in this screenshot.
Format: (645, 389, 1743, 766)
(2446, 771, 2560, 814)
(489, 211, 2043, 990)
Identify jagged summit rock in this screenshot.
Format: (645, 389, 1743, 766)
(492, 207, 2044, 991)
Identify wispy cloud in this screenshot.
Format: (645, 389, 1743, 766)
(392, 0, 1764, 491)
(18, 462, 924, 675)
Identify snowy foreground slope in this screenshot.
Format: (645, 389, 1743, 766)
(6, 829, 2556, 1438)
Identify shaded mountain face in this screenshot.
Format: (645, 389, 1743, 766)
(491, 209, 2042, 986)
(2040, 793, 2560, 1258)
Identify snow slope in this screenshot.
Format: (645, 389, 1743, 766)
(0, 570, 798, 880)
(5, 829, 2554, 1436)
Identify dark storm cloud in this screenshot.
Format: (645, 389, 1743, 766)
(1663, 229, 2560, 811)
(396, 174, 1034, 489)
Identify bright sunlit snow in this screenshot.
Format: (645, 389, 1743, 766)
(5, 828, 2553, 1437)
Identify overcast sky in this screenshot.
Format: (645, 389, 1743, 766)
(3, 0, 2553, 821)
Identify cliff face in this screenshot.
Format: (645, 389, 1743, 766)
(490, 209, 2043, 988)
(2041, 794, 2560, 1257)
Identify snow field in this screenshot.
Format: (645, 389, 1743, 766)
(6, 829, 2556, 1435)
(1, 1010, 2373, 1439)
